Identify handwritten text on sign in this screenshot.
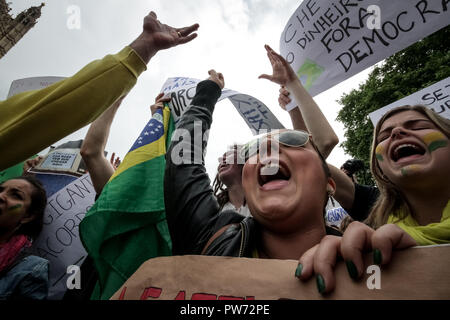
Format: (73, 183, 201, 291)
(31, 174, 95, 299)
(161, 77, 284, 134)
(369, 76, 450, 126)
(280, 0, 450, 96)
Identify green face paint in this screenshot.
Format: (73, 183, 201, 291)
(401, 165, 422, 177)
(7, 204, 22, 212)
(375, 145, 384, 162)
(423, 132, 448, 152)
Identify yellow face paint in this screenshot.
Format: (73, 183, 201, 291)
(375, 144, 384, 161)
(401, 164, 423, 177)
(7, 204, 22, 213)
(422, 132, 448, 152)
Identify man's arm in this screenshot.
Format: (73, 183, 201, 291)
(0, 11, 199, 171)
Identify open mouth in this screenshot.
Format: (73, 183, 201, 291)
(391, 143, 426, 162)
(258, 163, 291, 187)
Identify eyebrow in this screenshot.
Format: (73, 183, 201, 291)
(378, 119, 433, 137)
(7, 187, 26, 197)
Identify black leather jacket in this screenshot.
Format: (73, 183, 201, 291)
(164, 80, 340, 257)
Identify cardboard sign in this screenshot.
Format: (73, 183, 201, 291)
(280, 0, 450, 98)
(30, 174, 95, 300)
(111, 245, 450, 300)
(369, 76, 450, 126)
(161, 77, 284, 134)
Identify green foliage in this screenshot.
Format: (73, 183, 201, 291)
(337, 25, 450, 185)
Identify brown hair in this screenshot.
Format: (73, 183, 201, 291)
(365, 105, 450, 228)
(5, 176, 47, 240)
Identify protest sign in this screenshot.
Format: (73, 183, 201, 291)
(7, 76, 66, 98)
(30, 140, 87, 177)
(369, 76, 450, 126)
(30, 174, 95, 299)
(161, 77, 284, 133)
(280, 0, 450, 100)
(112, 245, 450, 300)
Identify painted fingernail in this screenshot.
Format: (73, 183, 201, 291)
(316, 274, 325, 294)
(373, 249, 382, 265)
(345, 260, 358, 279)
(295, 264, 303, 278)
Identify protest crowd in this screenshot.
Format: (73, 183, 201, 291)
(0, 7, 449, 302)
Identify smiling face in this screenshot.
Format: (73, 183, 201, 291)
(242, 138, 333, 233)
(0, 179, 34, 237)
(374, 110, 450, 187)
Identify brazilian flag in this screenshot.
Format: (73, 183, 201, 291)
(80, 106, 174, 300)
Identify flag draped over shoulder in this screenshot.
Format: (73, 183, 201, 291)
(80, 106, 174, 300)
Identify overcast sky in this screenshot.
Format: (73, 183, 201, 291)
(0, 0, 373, 180)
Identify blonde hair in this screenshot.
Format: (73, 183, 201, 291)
(365, 105, 450, 228)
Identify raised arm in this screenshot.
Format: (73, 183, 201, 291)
(164, 70, 229, 255)
(259, 45, 338, 159)
(80, 98, 123, 194)
(0, 11, 199, 171)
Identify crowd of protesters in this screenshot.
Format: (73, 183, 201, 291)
(0, 11, 449, 300)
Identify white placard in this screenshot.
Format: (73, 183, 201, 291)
(280, 0, 450, 97)
(7, 76, 66, 98)
(369, 76, 450, 126)
(30, 174, 95, 300)
(161, 77, 284, 134)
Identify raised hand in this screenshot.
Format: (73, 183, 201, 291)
(109, 152, 121, 171)
(259, 44, 298, 86)
(207, 69, 225, 90)
(22, 155, 43, 175)
(130, 11, 199, 63)
(150, 92, 171, 115)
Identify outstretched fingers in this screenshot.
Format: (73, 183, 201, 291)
(176, 24, 199, 44)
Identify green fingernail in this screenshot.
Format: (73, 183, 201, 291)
(295, 264, 303, 278)
(345, 260, 358, 279)
(373, 249, 382, 265)
(316, 274, 325, 294)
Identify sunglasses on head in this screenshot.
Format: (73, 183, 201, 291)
(239, 129, 310, 160)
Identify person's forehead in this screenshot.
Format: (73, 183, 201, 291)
(2, 179, 33, 193)
(380, 110, 430, 131)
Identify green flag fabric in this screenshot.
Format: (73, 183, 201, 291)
(80, 106, 174, 300)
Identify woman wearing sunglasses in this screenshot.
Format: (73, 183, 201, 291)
(296, 105, 450, 294)
(164, 68, 340, 260)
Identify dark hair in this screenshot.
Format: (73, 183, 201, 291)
(213, 145, 243, 210)
(213, 173, 229, 210)
(341, 159, 364, 176)
(5, 176, 47, 240)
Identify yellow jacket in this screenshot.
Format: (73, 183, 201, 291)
(0, 46, 146, 171)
